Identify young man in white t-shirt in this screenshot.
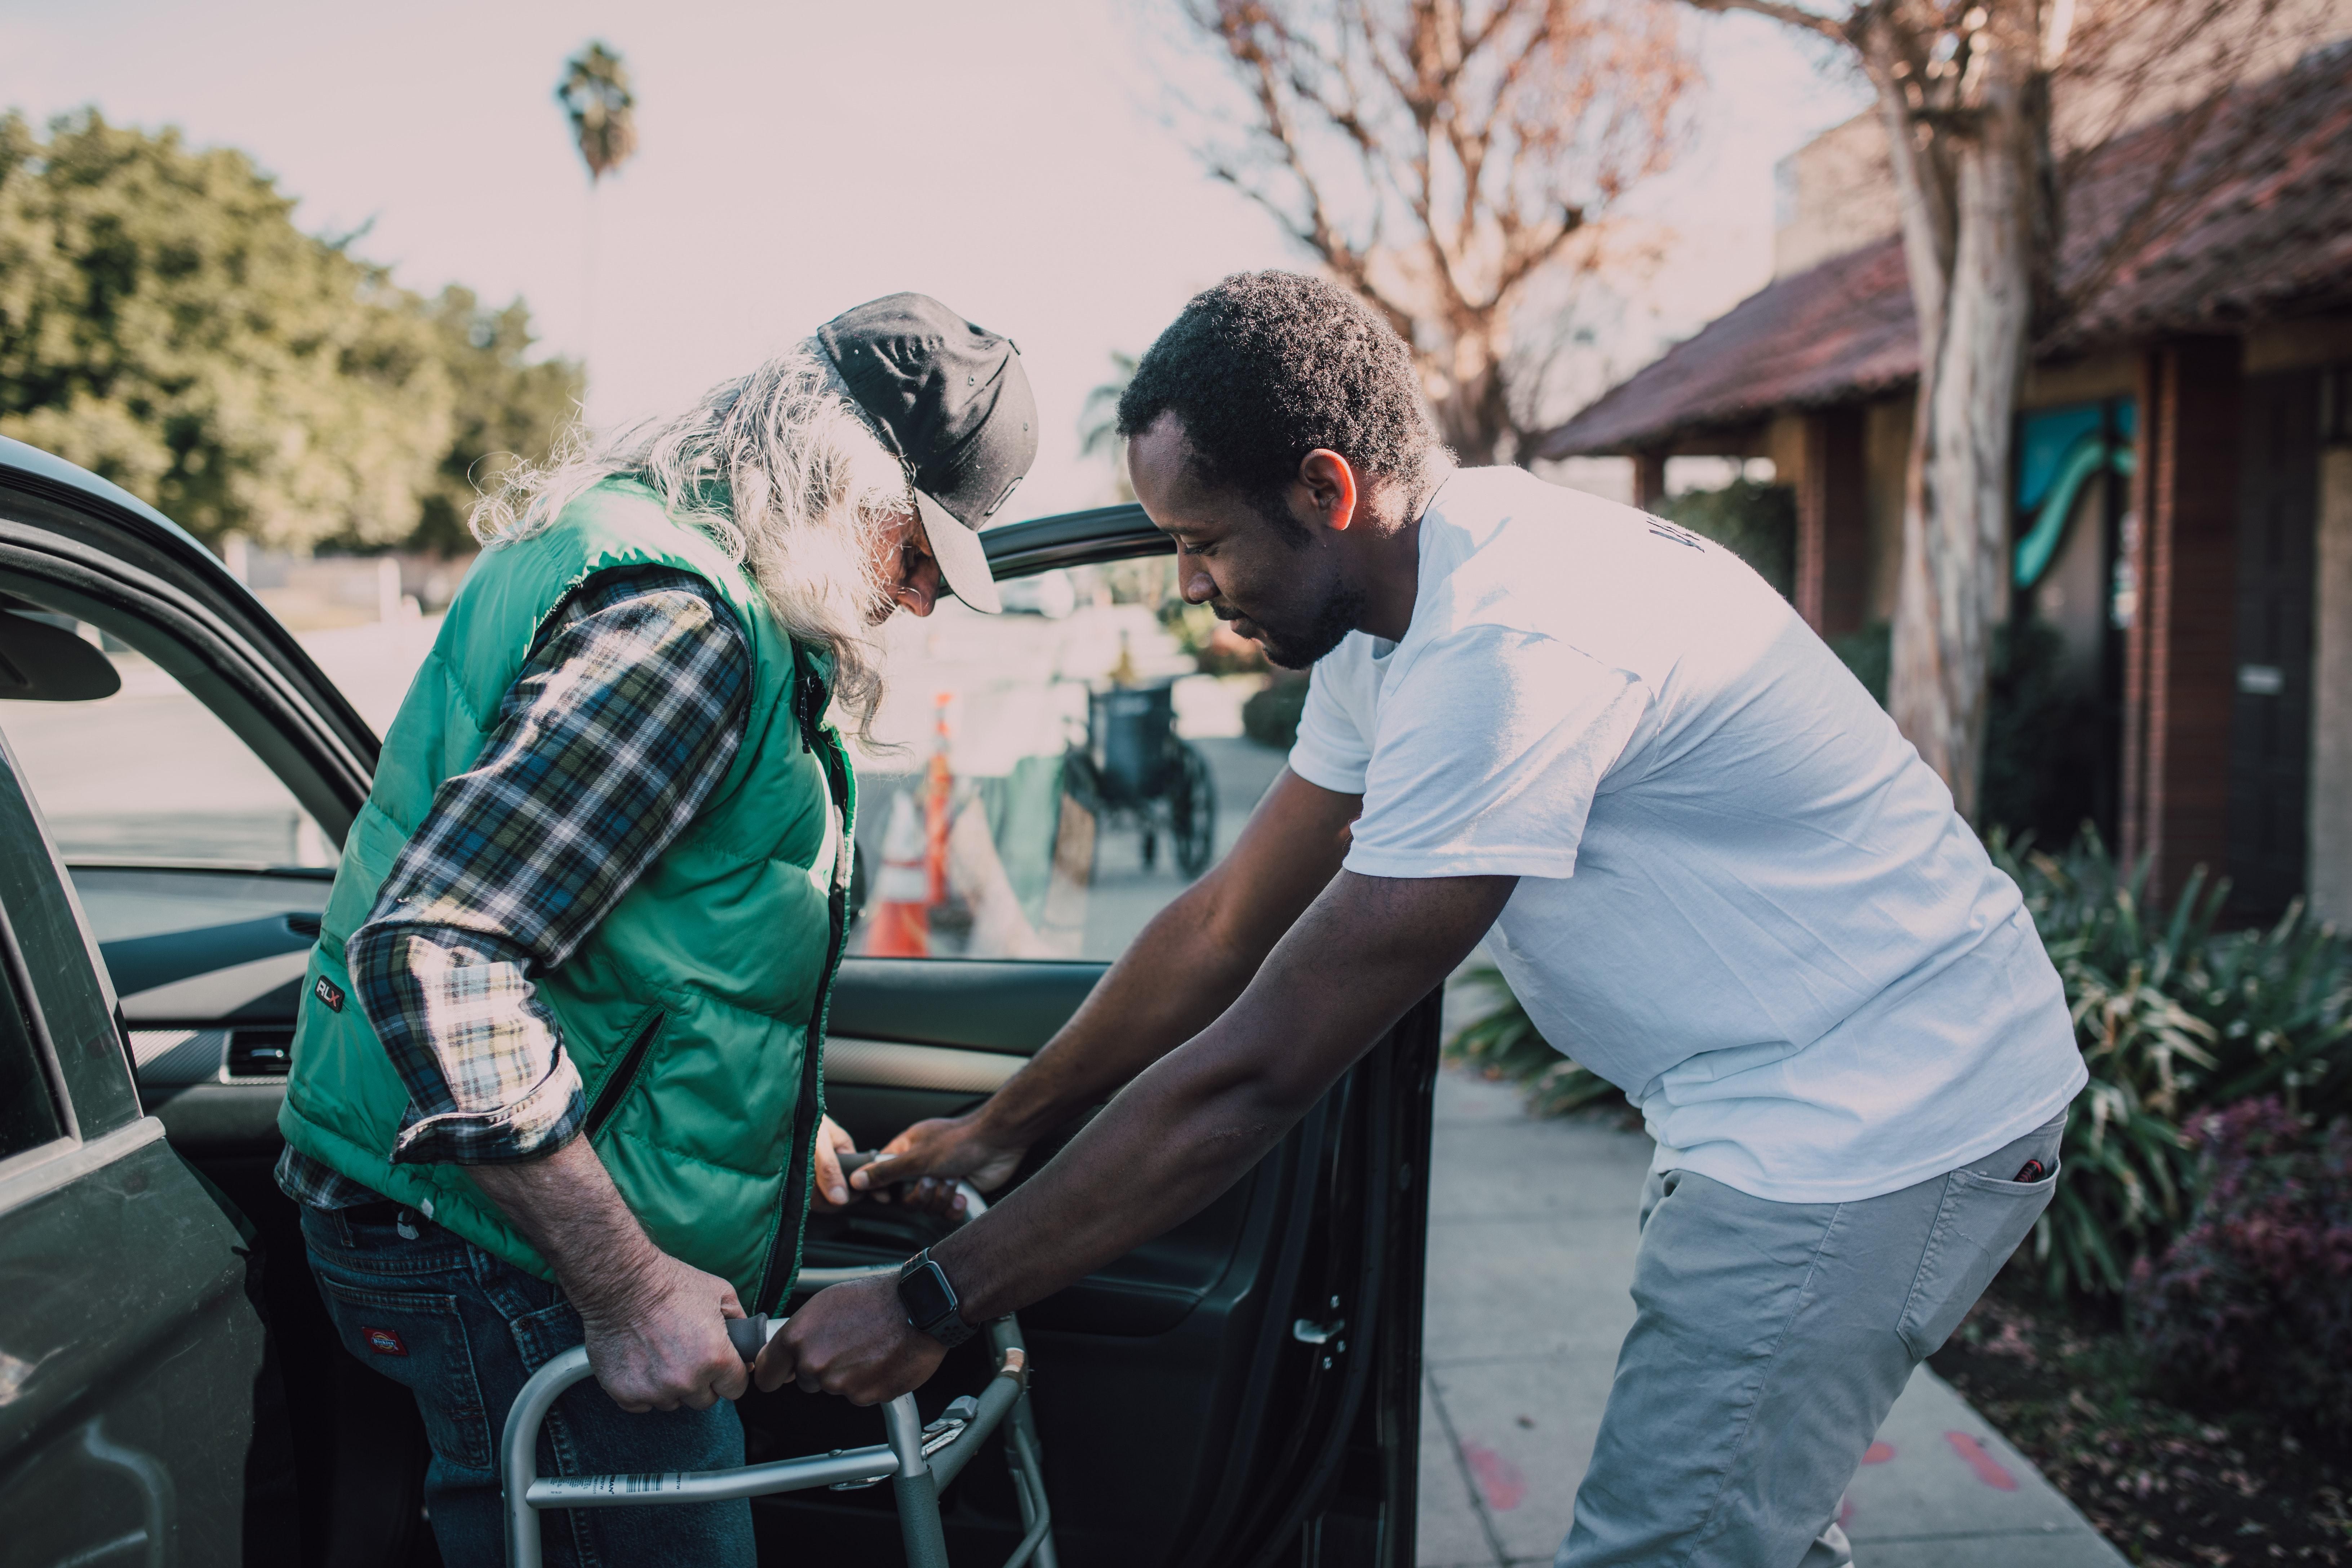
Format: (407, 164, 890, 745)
(771, 272, 2085, 1567)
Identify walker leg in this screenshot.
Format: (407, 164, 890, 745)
(1006, 1394, 1059, 1568)
(892, 1466, 951, 1568)
(884, 1394, 952, 1568)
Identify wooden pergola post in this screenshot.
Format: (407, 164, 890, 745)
(2120, 338, 2240, 906)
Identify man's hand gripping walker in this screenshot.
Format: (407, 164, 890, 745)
(501, 1159, 1055, 1568)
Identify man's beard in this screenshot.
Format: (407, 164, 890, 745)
(1227, 582, 1367, 670)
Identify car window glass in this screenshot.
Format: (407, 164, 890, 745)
(0, 938, 64, 1159)
(847, 561, 1289, 962)
(0, 608, 333, 869)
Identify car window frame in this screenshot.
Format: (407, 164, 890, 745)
(0, 530, 373, 858)
(0, 725, 164, 1208)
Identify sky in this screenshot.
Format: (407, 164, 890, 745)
(0, 0, 1868, 519)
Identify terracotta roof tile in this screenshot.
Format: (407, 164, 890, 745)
(1540, 41, 2352, 457)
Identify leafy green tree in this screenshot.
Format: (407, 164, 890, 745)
(404, 286, 582, 555)
(0, 110, 452, 548)
(0, 110, 581, 555)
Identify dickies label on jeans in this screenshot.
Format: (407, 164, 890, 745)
(314, 974, 346, 1013)
(361, 1325, 407, 1356)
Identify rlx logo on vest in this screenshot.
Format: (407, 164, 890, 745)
(313, 975, 345, 1013)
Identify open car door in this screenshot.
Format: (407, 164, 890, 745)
(0, 437, 422, 1566)
(0, 440, 1439, 1568)
(747, 506, 1440, 1568)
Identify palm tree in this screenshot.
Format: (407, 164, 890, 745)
(1078, 351, 1137, 502)
(555, 41, 638, 410)
(556, 41, 638, 182)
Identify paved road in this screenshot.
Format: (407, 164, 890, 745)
(1417, 1068, 2126, 1568)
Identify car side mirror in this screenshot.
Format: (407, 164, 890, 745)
(0, 610, 123, 701)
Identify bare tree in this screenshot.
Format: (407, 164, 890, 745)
(1679, 0, 2305, 820)
(1176, 0, 1695, 463)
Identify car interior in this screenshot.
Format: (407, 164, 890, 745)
(0, 477, 1433, 1568)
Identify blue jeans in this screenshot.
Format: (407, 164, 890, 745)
(301, 1204, 754, 1568)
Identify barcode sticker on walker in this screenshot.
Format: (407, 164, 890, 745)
(569, 1473, 687, 1496)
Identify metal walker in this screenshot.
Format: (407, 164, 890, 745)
(501, 1175, 1055, 1568)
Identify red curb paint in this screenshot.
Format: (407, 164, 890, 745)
(1861, 1441, 1896, 1465)
(1461, 1441, 1527, 1512)
(1944, 1431, 2018, 1491)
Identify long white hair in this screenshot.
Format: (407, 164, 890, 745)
(470, 342, 910, 738)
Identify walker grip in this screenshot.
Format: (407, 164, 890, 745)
(726, 1313, 772, 1362)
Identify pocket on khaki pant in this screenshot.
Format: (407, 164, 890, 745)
(1896, 1161, 2059, 1359)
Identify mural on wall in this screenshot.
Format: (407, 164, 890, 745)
(2012, 399, 2136, 591)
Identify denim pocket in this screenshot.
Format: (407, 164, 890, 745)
(315, 1274, 495, 1472)
(1896, 1160, 2060, 1359)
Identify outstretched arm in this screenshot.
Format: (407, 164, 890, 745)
(852, 768, 1362, 1201)
(765, 866, 1513, 1403)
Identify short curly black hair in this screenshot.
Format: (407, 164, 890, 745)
(1117, 271, 1436, 516)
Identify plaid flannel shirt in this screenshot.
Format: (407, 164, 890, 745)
(275, 566, 751, 1209)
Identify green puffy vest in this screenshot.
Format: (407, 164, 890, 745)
(278, 477, 855, 1311)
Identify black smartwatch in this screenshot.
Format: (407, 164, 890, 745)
(896, 1248, 978, 1348)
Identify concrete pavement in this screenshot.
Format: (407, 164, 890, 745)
(1416, 1069, 2126, 1568)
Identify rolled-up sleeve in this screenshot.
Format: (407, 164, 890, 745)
(349, 568, 750, 1166)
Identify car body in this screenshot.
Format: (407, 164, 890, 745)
(0, 438, 1438, 1568)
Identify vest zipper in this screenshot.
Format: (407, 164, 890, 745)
(754, 688, 852, 1313)
(585, 1011, 665, 1136)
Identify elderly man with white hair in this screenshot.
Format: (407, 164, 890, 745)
(272, 295, 1035, 1568)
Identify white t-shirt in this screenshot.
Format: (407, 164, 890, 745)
(1288, 467, 2085, 1203)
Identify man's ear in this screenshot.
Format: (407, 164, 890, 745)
(1297, 449, 1359, 533)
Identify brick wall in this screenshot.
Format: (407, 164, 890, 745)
(1793, 407, 1872, 638)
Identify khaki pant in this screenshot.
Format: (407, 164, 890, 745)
(1558, 1113, 2066, 1568)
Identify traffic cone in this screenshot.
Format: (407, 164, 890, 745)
(924, 694, 954, 907)
(865, 790, 931, 956)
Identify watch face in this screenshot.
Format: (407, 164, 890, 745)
(899, 1258, 957, 1327)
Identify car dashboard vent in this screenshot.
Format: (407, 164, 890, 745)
(227, 1027, 295, 1079)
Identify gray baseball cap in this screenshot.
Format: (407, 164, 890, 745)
(817, 294, 1038, 614)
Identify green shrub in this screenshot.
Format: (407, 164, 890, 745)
(1829, 621, 1890, 706)
(1979, 620, 2104, 846)
(1655, 479, 1794, 600)
(2127, 1098, 2352, 1439)
(1826, 619, 2099, 844)
(1994, 829, 2352, 1299)
(1241, 674, 1308, 750)
(1444, 964, 1628, 1119)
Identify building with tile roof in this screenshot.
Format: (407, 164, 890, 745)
(1539, 40, 2352, 921)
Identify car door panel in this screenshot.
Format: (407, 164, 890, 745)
(826, 956, 1105, 1051)
(0, 727, 266, 1568)
(744, 933, 1442, 1567)
(0, 1123, 264, 1568)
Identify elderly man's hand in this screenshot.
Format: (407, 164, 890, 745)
(808, 1114, 858, 1211)
(754, 1274, 945, 1406)
(576, 1245, 749, 1412)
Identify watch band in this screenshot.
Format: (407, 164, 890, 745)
(896, 1248, 979, 1348)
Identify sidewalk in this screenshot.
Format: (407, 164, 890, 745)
(1416, 1069, 2127, 1568)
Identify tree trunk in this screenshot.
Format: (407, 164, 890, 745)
(1884, 22, 2044, 823)
(1428, 313, 1517, 465)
